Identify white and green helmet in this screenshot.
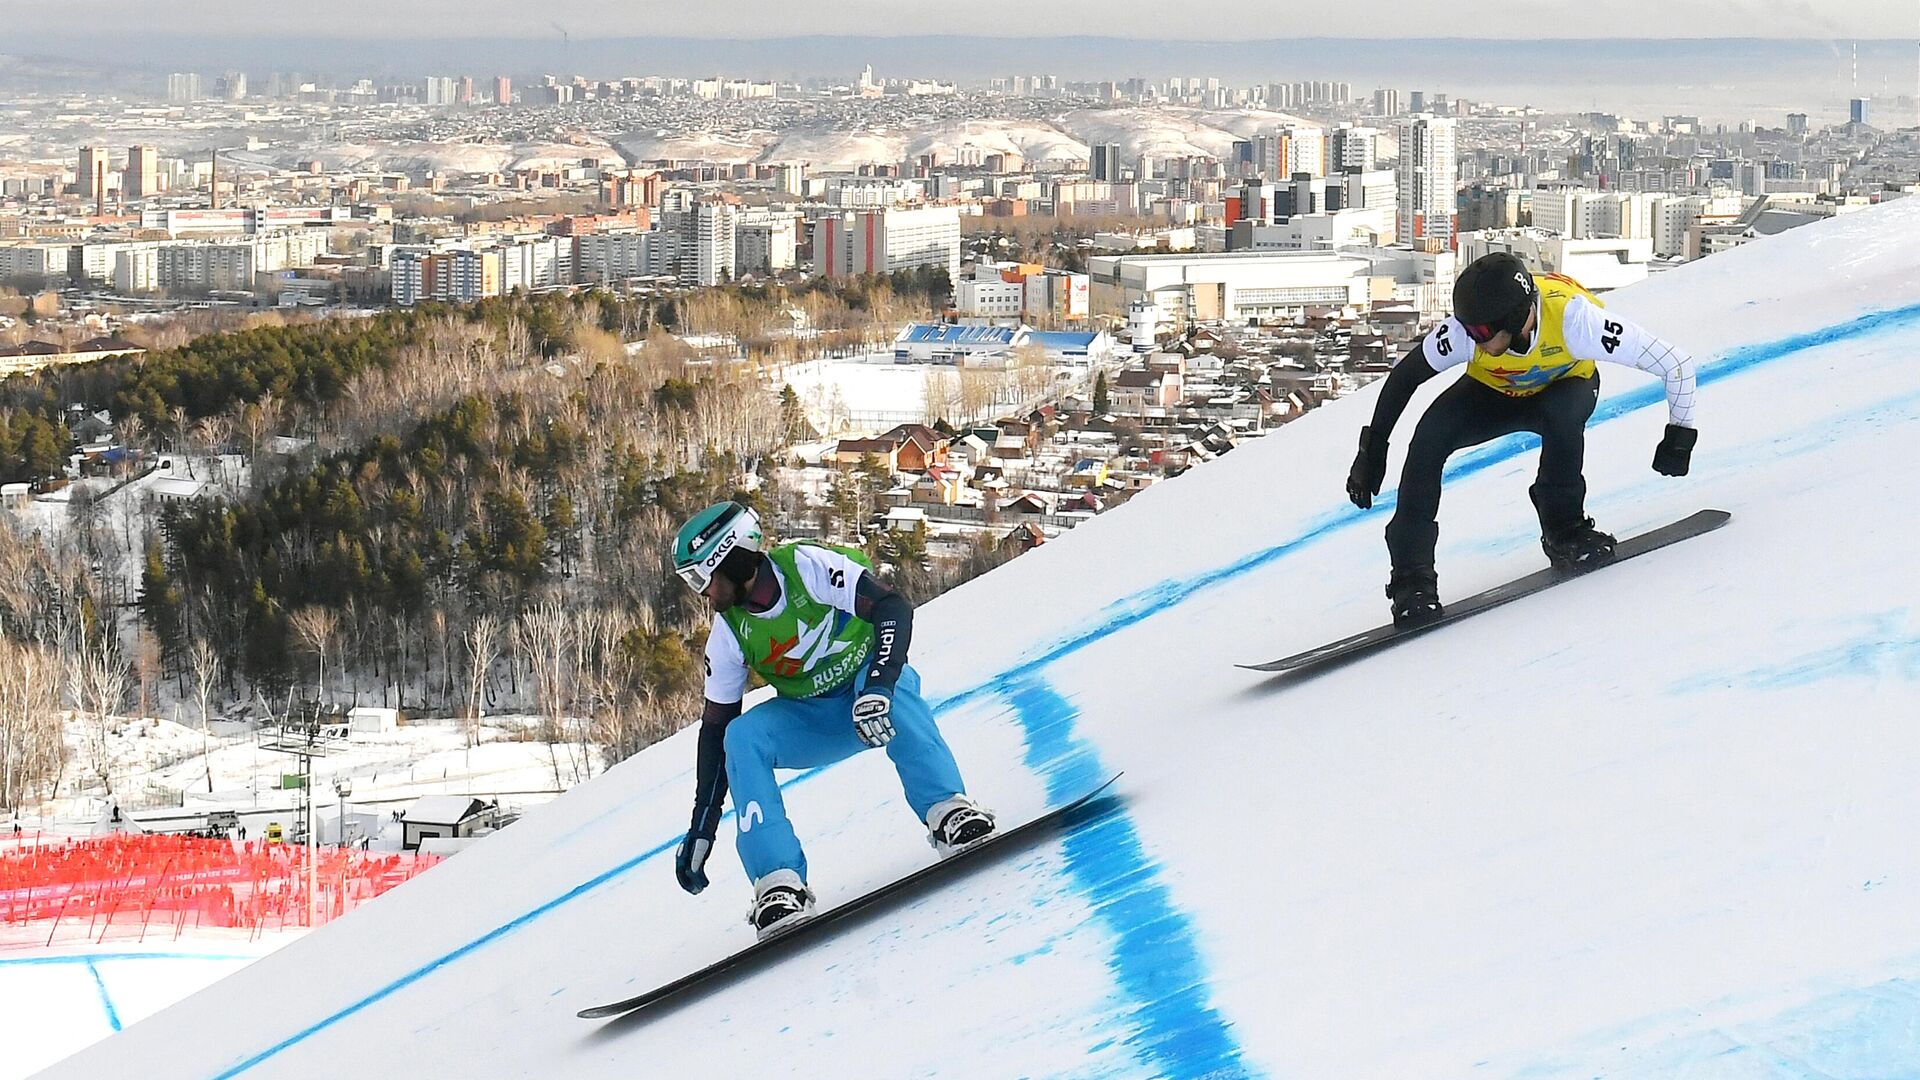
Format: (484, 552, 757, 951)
(672, 501, 763, 592)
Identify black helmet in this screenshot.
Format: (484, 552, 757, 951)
(1453, 252, 1538, 344)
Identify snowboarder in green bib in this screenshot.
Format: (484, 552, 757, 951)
(669, 501, 995, 939)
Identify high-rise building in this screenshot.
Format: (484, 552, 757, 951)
(77, 146, 109, 200)
(694, 200, 739, 286)
(494, 76, 513, 105)
(1409, 91, 1427, 113)
(735, 211, 799, 275)
(167, 73, 202, 103)
(816, 205, 962, 281)
(1786, 113, 1809, 137)
(1395, 114, 1458, 248)
(1850, 98, 1870, 125)
(1371, 88, 1400, 117)
(458, 76, 475, 105)
(1330, 125, 1380, 171)
(221, 71, 247, 101)
(1091, 144, 1124, 182)
(126, 145, 160, 199)
(424, 76, 458, 106)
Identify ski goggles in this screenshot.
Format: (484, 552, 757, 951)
(1460, 321, 1500, 344)
(674, 530, 743, 594)
(675, 563, 714, 594)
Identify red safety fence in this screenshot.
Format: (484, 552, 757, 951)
(0, 834, 442, 946)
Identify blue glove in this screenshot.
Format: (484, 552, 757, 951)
(852, 686, 895, 748)
(675, 831, 712, 894)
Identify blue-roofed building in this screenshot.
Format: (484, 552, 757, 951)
(894, 323, 1115, 367)
(1027, 329, 1116, 367)
(893, 322, 1023, 364)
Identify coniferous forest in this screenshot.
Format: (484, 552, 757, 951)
(0, 274, 1004, 810)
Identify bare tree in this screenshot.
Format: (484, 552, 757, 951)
(462, 612, 500, 750)
(71, 631, 127, 796)
(0, 638, 63, 814)
(187, 637, 221, 793)
(288, 606, 337, 714)
(516, 601, 574, 790)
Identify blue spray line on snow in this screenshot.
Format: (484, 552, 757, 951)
(0, 951, 256, 1035)
(938, 296, 1920, 701)
(203, 298, 1920, 1077)
(86, 960, 122, 1032)
(0, 951, 253, 967)
(207, 834, 683, 1080)
(1005, 677, 1257, 1080)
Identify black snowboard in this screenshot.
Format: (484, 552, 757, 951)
(1240, 509, 1731, 676)
(579, 772, 1124, 1021)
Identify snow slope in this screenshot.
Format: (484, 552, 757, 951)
(35, 199, 1920, 1079)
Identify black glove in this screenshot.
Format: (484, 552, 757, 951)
(675, 831, 713, 894)
(1346, 426, 1389, 509)
(1652, 423, 1697, 477)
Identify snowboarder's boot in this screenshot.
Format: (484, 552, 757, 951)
(1542, 518, 1618, 573)
(1386, 565, 1444, 629)
(925, 795, 996, 857)
(747, 869, 816, 941)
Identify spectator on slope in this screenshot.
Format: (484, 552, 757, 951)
(669, 502, 996, 940)
(1346, 252, 1700, 627)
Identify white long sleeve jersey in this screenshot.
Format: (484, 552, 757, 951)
(1425, 295, 1698, 428)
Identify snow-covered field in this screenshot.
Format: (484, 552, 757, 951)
(772, 352, 934, 432)
(30, 197, 1920, 1078)
(772, 351, 1079, 434)
(19, 713, 584, 833)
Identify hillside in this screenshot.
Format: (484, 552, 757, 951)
(34, 196, 1920, 1079)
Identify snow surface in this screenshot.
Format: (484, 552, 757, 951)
(31, 198, 1920, 1079)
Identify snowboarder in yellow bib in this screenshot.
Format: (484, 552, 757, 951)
(1346, 252, 1701, 627)
(668, 501, 995, 940)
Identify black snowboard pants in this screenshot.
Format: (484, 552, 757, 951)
(1385, 372, 1599, 573)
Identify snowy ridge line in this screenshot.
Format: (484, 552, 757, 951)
(199, 296, 1920, 1079)
(1006, 677, 1258, 1080)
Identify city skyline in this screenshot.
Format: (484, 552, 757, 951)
(7, 0, 1920, 40)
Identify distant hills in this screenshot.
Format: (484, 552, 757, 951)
(5, 35, 1908, 125)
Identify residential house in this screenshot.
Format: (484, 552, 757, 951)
(1001, 522, 1047, 553)
(1003, 491, 1050, 515)
(883, 506, 928, 532)
(832, 423, 951, 472)
(949, 432, 991, 469)
(1109, 367, 1183, 414)
(910, 465, 967, 505)
(991, 418, 1040, 460)
(1064, 459, 1109, 489)
(831, 436, 902, 472)
(877, 423, 950, 471)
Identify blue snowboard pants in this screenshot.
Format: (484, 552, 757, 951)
(724, 665, 965, 884)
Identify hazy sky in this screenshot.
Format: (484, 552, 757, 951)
(14, 0, 1919, 39)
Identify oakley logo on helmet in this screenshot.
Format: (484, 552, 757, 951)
(700, 532, 738, 572)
